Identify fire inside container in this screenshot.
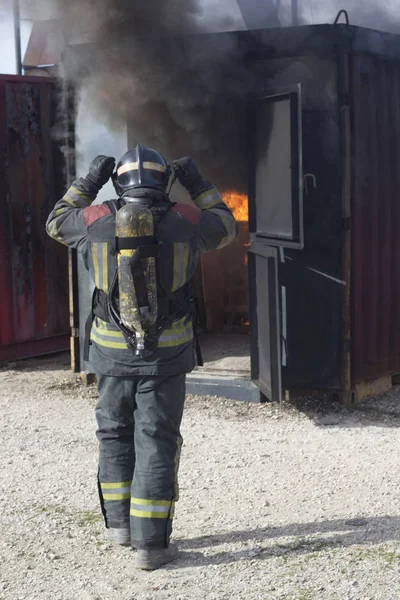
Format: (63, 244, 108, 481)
(200, 192, 249, 333)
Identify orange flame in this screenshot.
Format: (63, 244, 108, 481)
(222, 192, 248, 222)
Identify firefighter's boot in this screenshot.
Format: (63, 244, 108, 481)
(105, 527, 131, 546)
(134, 541, 179, 570)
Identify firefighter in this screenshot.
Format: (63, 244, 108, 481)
(46, 145, 237, 570)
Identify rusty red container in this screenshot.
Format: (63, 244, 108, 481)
(0, 75, 69, 361)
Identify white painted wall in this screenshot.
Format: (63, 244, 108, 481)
(0, 0, 32, 75)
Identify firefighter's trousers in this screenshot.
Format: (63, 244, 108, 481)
(95, 373, 186, 549)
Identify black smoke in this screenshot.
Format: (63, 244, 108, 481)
(42, 0, 400, 193)
(57, 0, 254, 191)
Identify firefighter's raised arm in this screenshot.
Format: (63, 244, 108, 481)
(45, 155, 115, 249)
(173, 157, 238, 252)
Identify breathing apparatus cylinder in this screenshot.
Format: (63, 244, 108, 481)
(115, 202, 158, 353)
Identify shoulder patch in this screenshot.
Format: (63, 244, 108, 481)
(171, 203, 201, 225)
(83, 204, 112, 227)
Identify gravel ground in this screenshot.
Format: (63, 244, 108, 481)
(1, 353, 400, 600)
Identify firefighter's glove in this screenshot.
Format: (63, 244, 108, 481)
(86, 155, 116, 191)
(173, 157, 211, 197)
(76, 155, 116, 197)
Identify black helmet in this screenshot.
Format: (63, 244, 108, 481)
(112, 143, 171, 196)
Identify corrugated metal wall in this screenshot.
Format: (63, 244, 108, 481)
(350, 55, 400, 382)
(0, 75, 69, 361)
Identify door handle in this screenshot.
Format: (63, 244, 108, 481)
(303, 173, 317, 196)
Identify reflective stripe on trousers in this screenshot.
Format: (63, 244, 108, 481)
(100, 480, 132, 501)
(130, 498, 175, 519)
(95, 373, 186, 549)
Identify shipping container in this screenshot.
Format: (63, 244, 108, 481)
(66, 24, 400, 402)
(0, 75, 70, 361)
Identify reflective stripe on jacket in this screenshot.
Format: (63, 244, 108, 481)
(46, 182, 238, 375)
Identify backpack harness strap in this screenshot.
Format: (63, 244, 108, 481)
(83, 198, 202, 364)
